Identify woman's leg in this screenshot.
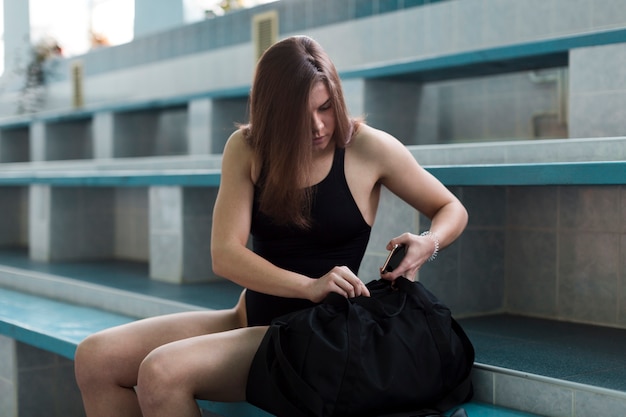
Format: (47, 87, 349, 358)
(135, 326, 268, 417)
(75, 292, 247, 417)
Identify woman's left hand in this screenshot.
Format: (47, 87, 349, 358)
(379, 232, 437, 281)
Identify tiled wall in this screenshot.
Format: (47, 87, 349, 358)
(17, 343, 83, 417)
(113, 107, 188, 158)
(472, 366, 626, 417)
(149, 186, 219, 283)
(114, 188, 149, 261)
(80, 0, 451, 78)
(0, 187, 28, 247)
(506, 185, 626, 328)
(0, 335, 16, 417)
(44, 120, 94, 161)
(0, 336, 84, 417)
(27, 186, 151, 264)
(363, 184, 626, 329)
(361, 70, 567, 145)
(209, 97, 249, 153)
(570, 42, 626, 138)
(83, 0, 626, 79)
(360, 185, 507, 316)
(411, 137, 626, 165)
(0, 127, 30, 162)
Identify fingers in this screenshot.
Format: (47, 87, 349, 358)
(382, 233, 425, 281)
(386, 232, 411, 251)
(326, 266, 369, 299)
(380, 256, 421, 281)
(359, 280, 370, 297)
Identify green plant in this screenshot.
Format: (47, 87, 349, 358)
(17, 37, 63, 114)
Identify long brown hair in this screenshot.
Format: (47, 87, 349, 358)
(243, 36, 358, 228)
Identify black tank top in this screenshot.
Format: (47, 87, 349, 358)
(246, 147, 372, 326)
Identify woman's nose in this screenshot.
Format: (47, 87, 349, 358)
(312, 114, 323, 132)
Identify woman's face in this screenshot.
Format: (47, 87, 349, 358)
(309, 81, 336, 153)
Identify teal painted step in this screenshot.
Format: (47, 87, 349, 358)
(0, 287, 133, 359)
(198, 401, 272, 417)
(197, 401, 541, 417)
(459, 402, 542, 417)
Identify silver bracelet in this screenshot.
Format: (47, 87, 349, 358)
(419, 231, 440, 262)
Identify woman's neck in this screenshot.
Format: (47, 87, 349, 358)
(306, 144, 336, 187)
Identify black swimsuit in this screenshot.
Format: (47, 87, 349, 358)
(246, 147, 372, 326)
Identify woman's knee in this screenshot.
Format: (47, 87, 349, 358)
(75, 332, 110, 388)
(75, 329, 131, 389)
(136, 346, 187, 407)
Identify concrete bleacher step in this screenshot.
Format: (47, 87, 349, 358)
(198, 401, 543, 417)
(0, 248, 243, 319)
(459, 315, 626, 417)
(0, 249, 625, 416)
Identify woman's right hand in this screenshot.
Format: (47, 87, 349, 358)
(307, 266, 370, 303)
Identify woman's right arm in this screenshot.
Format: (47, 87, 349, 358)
(211, 131, 368, 302)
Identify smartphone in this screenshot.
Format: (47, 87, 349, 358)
(381, 244, 406, 273)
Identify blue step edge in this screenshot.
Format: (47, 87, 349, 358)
(197, 400, 272, 417)
(459, 402, 542, 417)
(196, 401, 542, 417)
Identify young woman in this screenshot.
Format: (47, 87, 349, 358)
(74, 35, 468, 417)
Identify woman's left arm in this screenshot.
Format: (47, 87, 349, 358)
(372, 128, 468, 280)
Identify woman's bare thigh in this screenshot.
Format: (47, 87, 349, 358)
(76, 291, 247, 388)
(137, 326, 269, 403)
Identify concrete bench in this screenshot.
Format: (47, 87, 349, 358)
(341, 26, 626, 82)
(0, 168, 221, 187)
(0, 159, 622, 283)
(0, 284, 273, 416)
(0, 276, 543, 417)
(0, 169, 224, 285)
(0, 160, 623, 187)
(426, 160, 626, 186)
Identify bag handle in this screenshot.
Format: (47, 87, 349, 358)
(353, 292, 407, 318)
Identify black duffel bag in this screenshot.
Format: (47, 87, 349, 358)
(247, 277, 475, 417)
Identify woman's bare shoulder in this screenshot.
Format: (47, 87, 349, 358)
(224, 129, 250, 153)
(346, 123, 422, 185)
(348, 123, 405, 159)
(222, 129, 259, 182)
